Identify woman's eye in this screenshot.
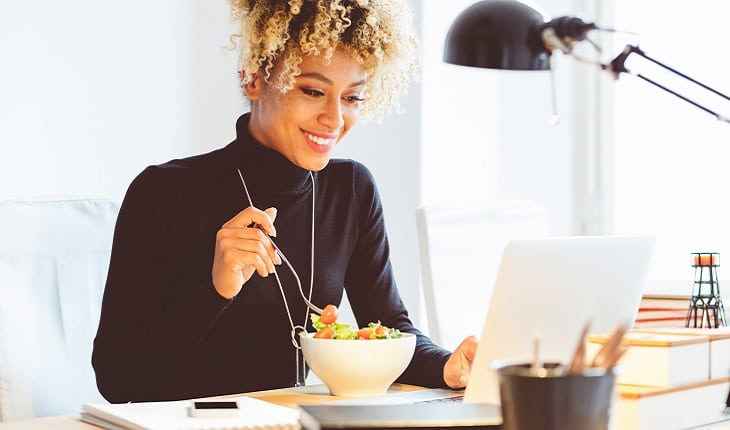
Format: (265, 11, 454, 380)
(345, 95, 365, 104)
(302, 88, 324, 97)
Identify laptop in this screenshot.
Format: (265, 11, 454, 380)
(464, 235, 654, 404)
(315, 235, 655, 427)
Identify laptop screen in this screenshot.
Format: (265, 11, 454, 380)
(464, 235, 655, 404)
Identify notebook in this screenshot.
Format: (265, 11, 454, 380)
(80, 395, 300, 430)
(319, 235, 654, 425)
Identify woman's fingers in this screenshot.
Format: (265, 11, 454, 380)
(443, 335, 479, 388)
(223, 205, 277, 237)
(217, 232, 275, 275)
(220, 220, 280, 265)
(212, 206, 280, 298)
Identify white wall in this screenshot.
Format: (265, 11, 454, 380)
(419, 1, 499, 208)
(0, 1, 242, 202)
(420, 0, 597, 236)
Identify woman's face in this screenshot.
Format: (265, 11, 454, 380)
(245, 48, 368, 171)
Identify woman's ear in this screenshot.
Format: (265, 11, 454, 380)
(241, 71, 263, 100)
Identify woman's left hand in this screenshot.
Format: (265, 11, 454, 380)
(443, 335, 478, 388)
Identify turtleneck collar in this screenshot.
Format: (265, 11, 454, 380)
(228, 113, 314, 198)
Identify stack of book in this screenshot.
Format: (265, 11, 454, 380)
(633, 295, 690, 329)
(588, 328, 730, 430)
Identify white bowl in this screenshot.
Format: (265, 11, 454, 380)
(300, 332, 416, 397)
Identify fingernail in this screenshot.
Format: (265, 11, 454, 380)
(459, 374, 469, 386)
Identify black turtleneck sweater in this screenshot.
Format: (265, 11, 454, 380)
(92, 114, 451, 403)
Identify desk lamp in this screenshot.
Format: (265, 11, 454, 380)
(443, 0, 730, 123)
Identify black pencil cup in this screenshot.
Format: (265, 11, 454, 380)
(496, 362, 616, 430)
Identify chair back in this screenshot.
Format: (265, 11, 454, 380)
(0, 198, 119, 421)
(416, 200, 550, 351)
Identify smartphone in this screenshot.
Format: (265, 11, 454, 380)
(189, 400, 240, 418)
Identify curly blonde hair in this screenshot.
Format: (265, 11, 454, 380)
(228, 0, 418, 120)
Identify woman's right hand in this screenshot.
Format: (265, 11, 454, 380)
(211, 206, 281, 299)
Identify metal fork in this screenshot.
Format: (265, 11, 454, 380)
(254, 224, 324, 315)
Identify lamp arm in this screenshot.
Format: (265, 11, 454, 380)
(605, 45, 730, 123)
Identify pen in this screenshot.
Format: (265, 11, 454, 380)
(532, 330, 543, 371)
(567, 321, 590, 374)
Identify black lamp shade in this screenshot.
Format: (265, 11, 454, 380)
(444, 0, 551, 71)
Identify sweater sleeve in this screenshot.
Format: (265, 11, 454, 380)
(343, 163, 452, 388)
(92, 166, 232, 403)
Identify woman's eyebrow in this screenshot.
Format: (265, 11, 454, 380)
(298, 72, 366, 88)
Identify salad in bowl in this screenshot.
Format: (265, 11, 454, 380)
(300, 305, 416, 396)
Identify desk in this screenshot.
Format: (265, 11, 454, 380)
(0, 384, 423, 429)
(1, 384, 728, 429)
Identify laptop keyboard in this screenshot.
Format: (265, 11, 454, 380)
(405, 394, 464, 404)
(324, 389, 465, 406)
(418, 395, 464, 403)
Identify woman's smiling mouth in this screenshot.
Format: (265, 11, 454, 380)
(304, 131, 338, 147)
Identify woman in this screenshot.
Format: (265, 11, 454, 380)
(92, 0, 477, 403)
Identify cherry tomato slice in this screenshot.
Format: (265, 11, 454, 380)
(314, 327, 335, 339)
(320, 304, 339, 325)
(357, 327, 374, 340)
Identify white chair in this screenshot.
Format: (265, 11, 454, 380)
(416, 200, 550, 351)
(0, 198, 119, 421)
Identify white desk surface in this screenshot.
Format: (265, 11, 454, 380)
(0, 383, 728, 429)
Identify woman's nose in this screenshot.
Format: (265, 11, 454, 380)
(319, 97, 345, 130)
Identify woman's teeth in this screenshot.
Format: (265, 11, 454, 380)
(305, 132, 336, 146)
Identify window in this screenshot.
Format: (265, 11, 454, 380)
(607, 1, 730, 295)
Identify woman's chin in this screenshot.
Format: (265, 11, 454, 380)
(299, 156, 332, 172)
